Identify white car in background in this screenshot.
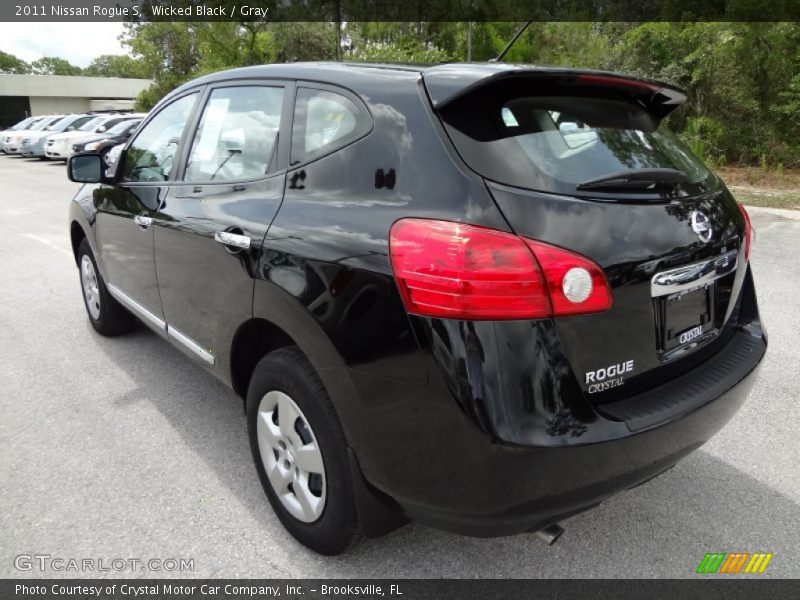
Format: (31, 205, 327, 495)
(45, 113, 146, 161)
(1, 116, 40, 152)
(3, 115, 62, 154)
(20, 113, 96, 159)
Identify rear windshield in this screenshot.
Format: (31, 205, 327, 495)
(440, 92, 713, 197)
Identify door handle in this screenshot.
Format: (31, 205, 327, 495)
(134, 215, 153, 230)
(215, 230, 251, 251)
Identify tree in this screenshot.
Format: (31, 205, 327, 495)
(271, 23, 335, 63)
(83, 54, 148, 79)
(0, 50, 29, 74)
(29, 56, 82, 76)
(123, 22, 201, 110)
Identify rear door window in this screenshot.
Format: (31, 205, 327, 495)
(441, 91, 713, 197)
(290, 86, 370, 165)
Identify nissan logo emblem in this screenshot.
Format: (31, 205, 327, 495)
(691, 210, 713, 242)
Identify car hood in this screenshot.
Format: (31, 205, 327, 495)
(78, 134, 114, 145)
(48, 131, 96, 142)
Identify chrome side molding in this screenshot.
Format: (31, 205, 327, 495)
(167, 325, 215, 365)
(651, 250, 738, 298)
(106, 283, 215, 366)
(107, 284, 166, 331)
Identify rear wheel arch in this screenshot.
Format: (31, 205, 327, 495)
(229, 318, 295, 398)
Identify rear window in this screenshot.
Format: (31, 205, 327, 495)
(441, 91, 713, 197)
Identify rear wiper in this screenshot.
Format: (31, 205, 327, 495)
(576, 168, 689, 192)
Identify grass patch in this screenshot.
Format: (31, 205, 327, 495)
(732, 190, 800, 210)
(712, 166, 799, 210)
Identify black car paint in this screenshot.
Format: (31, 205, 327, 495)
(69, 62, 766, 538)
(72, 119, 142, 155)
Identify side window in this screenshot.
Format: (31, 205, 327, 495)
(123, 93, 198, 183)
(184, 86, 284, 182)
(291, 87, 369, 165)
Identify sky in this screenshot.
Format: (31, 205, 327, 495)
(0, 23, 129, 67)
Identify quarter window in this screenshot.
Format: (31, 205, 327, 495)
(122, 93, 198, 183)
(291, 87, 368, 165)
(185, 86, 284, 182)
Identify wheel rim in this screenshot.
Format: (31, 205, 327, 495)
(256, 390, 326, 523)
(80, 255, 101, 320)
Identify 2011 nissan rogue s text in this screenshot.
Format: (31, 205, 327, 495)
(67, 63, 766, 555)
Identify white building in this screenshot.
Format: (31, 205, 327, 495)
(0, 73, 152, 126)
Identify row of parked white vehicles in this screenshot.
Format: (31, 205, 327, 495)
(1, 112, 147, 162)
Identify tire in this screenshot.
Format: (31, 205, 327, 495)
(77, 238, 135, 336)
(246, 347, 361, 555)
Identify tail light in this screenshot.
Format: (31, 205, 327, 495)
(388, 218, 611, 320)
(739, 204, 753, 261)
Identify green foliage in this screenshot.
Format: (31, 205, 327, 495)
(0, 50, 29, 74)
(120, 20, 800, 167)
(29, 56, 82, 76)
(83, 54, 148, 79)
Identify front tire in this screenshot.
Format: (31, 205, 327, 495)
(246, 347, 361, 555)
(77, 238, 134, 336)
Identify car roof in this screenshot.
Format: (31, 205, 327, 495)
(168, 61, 424, 98)
(165, 61, 685, 115)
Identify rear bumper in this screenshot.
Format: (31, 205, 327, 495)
(402, 341, 762, 536)
(342, 272, 765, 537)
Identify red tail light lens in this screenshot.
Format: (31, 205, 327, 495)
(739, 204, 753, 261)
(525, 240, 613, 316)
(389, 219, 612, 320)
(388, 219, 550, 319)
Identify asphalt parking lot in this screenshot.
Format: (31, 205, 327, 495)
(0, 154, 798, 579)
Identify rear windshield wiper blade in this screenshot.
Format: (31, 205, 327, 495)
(576, 168, 689, 192)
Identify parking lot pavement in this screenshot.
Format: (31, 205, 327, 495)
(0, 154, 798, 579)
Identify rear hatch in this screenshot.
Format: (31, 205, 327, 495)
(424, 66, 749, 404)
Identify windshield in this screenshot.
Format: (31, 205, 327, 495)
(442, 93, 713, 198)
(105, 120, 139, 135)
(13, 117, 35, 130)
(79, 117, 104, 132)
(44, 116, 67, 130)
(31, 117, 58, 131)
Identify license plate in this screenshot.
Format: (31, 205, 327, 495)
(657, 283, 714, 356)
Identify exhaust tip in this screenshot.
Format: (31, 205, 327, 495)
(534, 523, 564, 546)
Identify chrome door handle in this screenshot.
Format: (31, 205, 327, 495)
(134, 215, 153, 229)
(214, 231, 251, 250)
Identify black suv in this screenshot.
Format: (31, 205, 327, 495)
(68, 63, 766, 555)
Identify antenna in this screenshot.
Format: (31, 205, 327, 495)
(490, 21, 532, 62)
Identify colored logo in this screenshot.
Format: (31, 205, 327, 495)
(696, 552, 773, 574)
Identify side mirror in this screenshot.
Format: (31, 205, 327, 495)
(68, 154, 107, 183)
(67, 126, 75, 131)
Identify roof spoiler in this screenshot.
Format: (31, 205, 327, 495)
(423, 64, 687, 120)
